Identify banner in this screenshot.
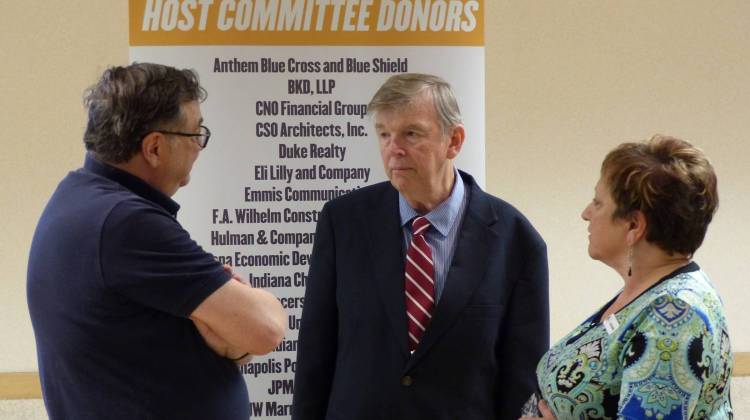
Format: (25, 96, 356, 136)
(130, 1, 484, 417)
(130, 0, 483, 45)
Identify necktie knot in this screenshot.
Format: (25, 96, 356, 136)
(412, 216, 431, 236)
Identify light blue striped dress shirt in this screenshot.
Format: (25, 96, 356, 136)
(399, 169, 468, 303)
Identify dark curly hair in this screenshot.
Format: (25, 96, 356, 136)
(602, 135, 718, 256)
(83, 63, 206, 163)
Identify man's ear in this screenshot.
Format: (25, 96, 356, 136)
(446, 124, 465, 159)
(140, 132, 165, 168)
(626, 210, 648, 245)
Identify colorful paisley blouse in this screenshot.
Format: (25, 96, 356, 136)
(536, 263, 733, 419)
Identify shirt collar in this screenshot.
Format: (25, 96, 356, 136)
(399, 168, 465, 237)
(84, 153, 180, 216)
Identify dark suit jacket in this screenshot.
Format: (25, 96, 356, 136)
(292, 171, 549, 420)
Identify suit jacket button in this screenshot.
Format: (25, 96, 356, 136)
(401, 376, 413, 387)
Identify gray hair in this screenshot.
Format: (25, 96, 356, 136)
(367, 73, 462, 132)
(83, 62, 206, 163)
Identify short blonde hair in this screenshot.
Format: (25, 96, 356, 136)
(367, 73, 462, 132)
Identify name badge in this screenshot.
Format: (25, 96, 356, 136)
(603, 314, 620, 335)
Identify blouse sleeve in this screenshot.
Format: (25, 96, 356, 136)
(616, 293, 714, 419)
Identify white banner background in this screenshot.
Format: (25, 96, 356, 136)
(129, 45, 484, 418)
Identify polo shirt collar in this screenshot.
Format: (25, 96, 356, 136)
(399, 168, 465, 237)
(84, 153, 180, 216)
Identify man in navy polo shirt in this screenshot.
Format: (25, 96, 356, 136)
(27, 63, 286, 420)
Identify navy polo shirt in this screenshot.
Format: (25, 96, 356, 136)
(27, 154, 249, 420)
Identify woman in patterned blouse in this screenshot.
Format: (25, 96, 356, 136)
(522, 135, 733, 419)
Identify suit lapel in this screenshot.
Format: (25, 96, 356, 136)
(364, 186, 410, 357)
(406, 177, 498, 368)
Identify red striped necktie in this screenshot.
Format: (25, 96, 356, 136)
(404, 216, 435, 352)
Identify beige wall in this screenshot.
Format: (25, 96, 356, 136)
(0, 1, 128, 372)
(484, 0, 750, 352)
(1, 0, 747, 401)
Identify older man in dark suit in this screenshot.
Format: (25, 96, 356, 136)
(292, 73, 549, 420)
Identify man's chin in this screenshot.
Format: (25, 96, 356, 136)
(388, 176, 408, 192)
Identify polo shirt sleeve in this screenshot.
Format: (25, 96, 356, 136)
(99, 198, 230, 317)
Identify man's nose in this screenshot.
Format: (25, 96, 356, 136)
(387, 135, 407, 155)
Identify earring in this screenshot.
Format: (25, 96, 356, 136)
(627, 246, 633, 277)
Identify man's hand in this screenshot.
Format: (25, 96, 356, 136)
(191, 262, 285, 358)
(519, 400, 556, 420)
(223, 264, 249, 285)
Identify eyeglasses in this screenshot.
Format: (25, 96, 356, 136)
(148, 125, 211, 149)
